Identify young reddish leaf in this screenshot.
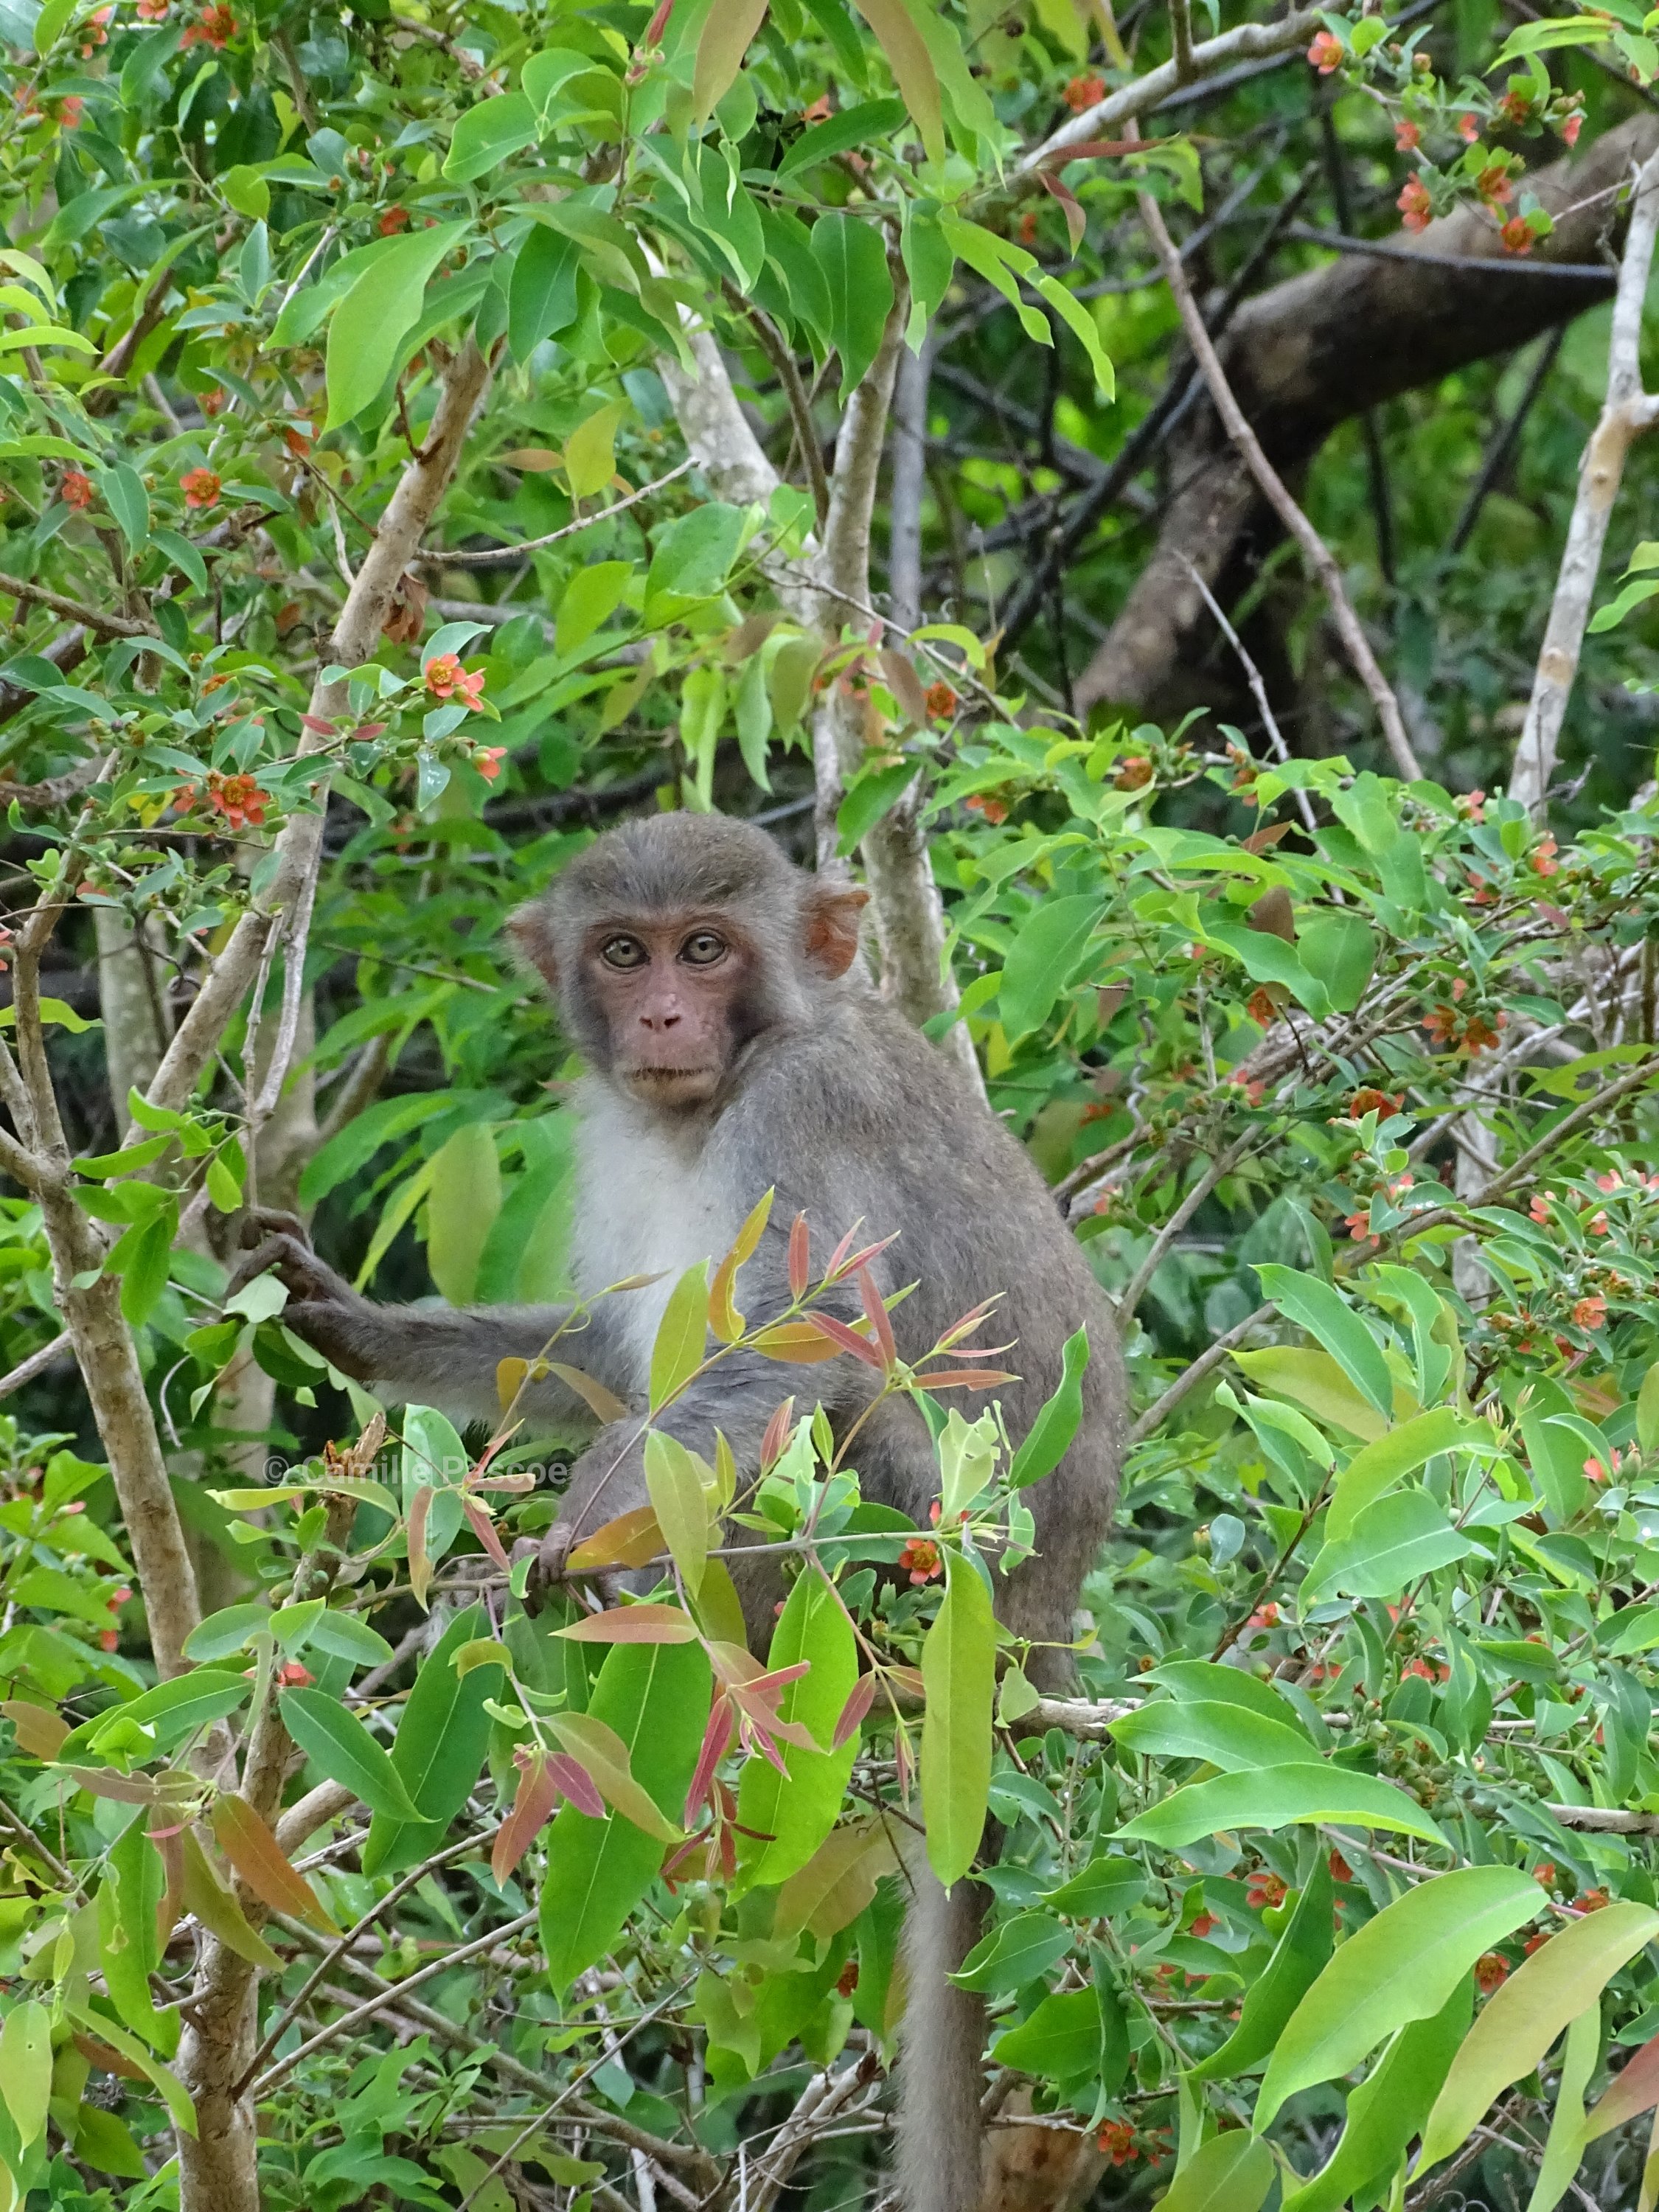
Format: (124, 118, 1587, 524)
(567, 1506, 666, 1572)
(549, 1750, 604, 1820)
(63, 1767, 162, 1806)
(693, 0, 768, 119)
(1039, 169, 1086, 255)
(788, 1212, 810, 1299)
(460, 1493, 512, 1571)
(835, 1234, 900, 1279)
(685, 1697, 737, 1823)
(210, 1793, 337, 1933)
(832, 1672, 879, 1750)
(299, 713, 336, 734)
(849, 0, 944, 164)
(919, 1368, 1018, 1390)
(150, 1823, 184, 1951)
(1587, 2026, 1659, 2140)
(710, 1187, 775, 1346)
(547, 1711, 684, 1843)
(408, 1482, 434, 1610)
(2, 1700, 67, 1760)
(752, 1321, 842, 1364)
(555, 1603, 700, 1644)
(857, 1267, 897, 1369)
(806, 1312, 886, 1368)
(493, 1751, 562, 1885)
(760, 1398, 796, 1471)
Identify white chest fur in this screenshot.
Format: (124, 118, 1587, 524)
(566, 1086, 739, 1384)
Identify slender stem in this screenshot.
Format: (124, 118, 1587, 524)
(723, 285, 830, 531)
(0, 571, 155, 639)
(1129, 1300, 1276, 1445)
(417, 456, 695, 568)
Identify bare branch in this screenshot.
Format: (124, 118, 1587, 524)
(1512, 147, 1659, 815)
(0, 1329, 69, 1399)
(723, 282, 830, 531)
(1129, 1300, 1277, 1444)
(416, 456, 695, 568)
(1137, 188, 1422, 779)
(0, 570, 155, 640)
(1114, 1132, 1262, 1329)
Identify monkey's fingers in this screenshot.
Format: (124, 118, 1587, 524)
(237, 1205, 310, 1252)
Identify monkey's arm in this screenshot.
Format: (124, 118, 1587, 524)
(230, 1211, 634, 1424)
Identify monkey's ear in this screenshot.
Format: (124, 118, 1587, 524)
(803, 886, 870, 978)
(505, 901, 559, 989)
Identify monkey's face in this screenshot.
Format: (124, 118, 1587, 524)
(578, 914, 757, 1110)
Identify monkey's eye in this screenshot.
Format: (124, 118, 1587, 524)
(680, 931, 728, 967)
(601, 936, 647, 970)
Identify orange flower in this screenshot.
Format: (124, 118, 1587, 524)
(1348, 1087, 1405, 1119)
(183, 1, 235, 45)
(1563, 111, 1583, 146)
(964, 792, 1008, 824)
(1307, 29, 1343, 71)
(1475, 1951, 1510, 1993)
(1246, 1871, 1287, 1910)
(1328, 1848, 1352, 1882)
(378, 206, 411, 236)
(1064, 73, 1105, 110)
(61, 470, 93, 510)
(1529, 1191, 1554, 1223)
(1458, 111, 1480, 141)
(1572, 1294, 1607, 1331)
(835, 1960, 860, 1996)
(898, 1537, 942, 1585)
(201, 386, 226, 417)
(79, 5, 111, 52)
(1246, 1601, 1279, 1629)
(1500, 216, 1535, 257)
(55, 96, 83, 127)
(1397, 177, 1433, 232)
(136, 0, 168, 16)
(180, 467, 221, 509)
(924, 679, 959, 720)
(1532, 833, 1559, 874)
(1246, 987, 1278, 1026)
(1577, 1888, 1610, 1912)
(1188, 1909, 1218, 1938)
(1476, 164, 1513, 206)
(1395, 118, 1420, 151)
(1097, 2119, 1137, 2166)
(276, 1660, 313, 1686)
(475, 746, 507, 783)
(1113, 755, 1153, 790)
(425, 653, 487, 709)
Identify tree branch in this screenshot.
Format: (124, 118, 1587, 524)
(0, 573, 155, 639)
(1137, 187, 1422, 779)
(1512, 147, 1659, 815)
(416, 457, 695, 568)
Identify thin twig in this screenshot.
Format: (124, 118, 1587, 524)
(1116, 1132, 1262, 1328)
(1138, 188, 1422, 780)
(0, 571, 155, 640)
(1286, 223, 1615, 282)
(1449, 327, 1565, 556)
(1129, 1299, 1276, 1444)
(1177, 556, 1318, 832)
(0, 1329, 69, 1399)
(724, 283, 830, 530)
(417, 457, 695, 568)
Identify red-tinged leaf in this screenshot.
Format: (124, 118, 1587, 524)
(750, 1659, 813, 1696)
(936, 1298, 1003, 1350)
(832, 1672, 878, 1750)
(857, 1267, 897, 1369)
(922, 1368, 1019, 1390)
(2, 1700, 67, 1760)
(824, 1222, 862, 1280)
(555, 1603, 700, 1644)
(349, 721, 388, 742)
(567, 1506, 666, 1573)
(1587, 2028, 1659, 2140)
(1039, 170, 1086, 255)
(1041, 136, 1162, 164)
(710, 1187, 774, 1345)
(706, 1639, 771, 1688)
(62, 1767, 161, 1805)
(300, 713, 336, 734)
(849, 0, 944, 164)
(760, 1397, 796, 1471)
(693, 0, 767, 119)
(731, 1686, 819, 1750)
(549, 1750, 604, 1820)
(835, 1234, 900, 1279)
(211, 1793, 338, 1933)
(806, 1311, 886, 1368)
(788, 1213, 810, 1299)
(685, 1697, 736, 1823)
(460, 1493, 512, 1571)
(408, 1482, 434, 1610)
(150, 1823, 184, 1951)
(74, 2032, 147, 2083)
(493, 1751, 562, 1885)
(752, 1322, 844, 1365)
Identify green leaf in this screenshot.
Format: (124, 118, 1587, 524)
(297, 1088, 485, 1207)
(1414, 1901, 1659, 2174)
(779, 98, 908, 174)
(1110, 1700, 1315, 1773)
(1256, 1867, 1543, 2131)
(951, 1910, 1072, 1995)
(426, 1120, 502, 1306)
(991, 1986, 1102, 2082)
(1300, 1489, 1474, 1607)
(644, 503, 747, 622)
(362, 1605, 496, 1876)
(1008, 1326, 1090, 1489)
(1194, 1855, 1334, 2083)
(1157, 2131, 1275, 2212)
(66, 1999, 195, 2135)
(693, 0, 768, 118)
(837, 759, 918, 855)
(1252, 1266, 1394, 1419)
(1231, 1346, 1388, 1441)
(850, 0, 945, 162)
(643, 1431, 709, 1598)
(0, 2001, 51, 2146)
(279, 1686, 422, 1820)
(88, 1667, 248, 1754)
(508, 220, 582, 362)
(540, 1637, 711, 1992)
(998, 894, 1101, 1042)
(811, 212, 896, 400)
(1044, 1854, 1147, 1918)
(112, 1208, 175, 1329)
(737, 1568, 859, 1886)
(1526, 2004, 1599, 2212)
(650, 1262, 709, 1411)
(1122, 1764, 1447, 1851)
(557, 560, 632, 657)
(97, 464, 148, 554)
(182, 1602, 268, 1663)
(1282, 1978, 1472, 2212)
(1326, 1408, 1492, 1540)
(73, 2104, 147, 2178)
(444, 89, 539, 181)
(1032, 273, 1113, 399)
(324, 221, 470, 429)
(922, 1551, 995, 1886)
(1296, 911, 1377, 1012)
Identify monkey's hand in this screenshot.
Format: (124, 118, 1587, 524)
(229, 1208, 380, 1383)
(524, 1432, 643, 1615)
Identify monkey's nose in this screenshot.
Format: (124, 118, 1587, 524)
(641, 1007, 681, 1030)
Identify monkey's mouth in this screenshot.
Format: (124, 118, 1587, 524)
(623, 1063, 720, 1097)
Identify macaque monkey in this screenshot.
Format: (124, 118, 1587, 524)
(236, 813, 1123, 2212)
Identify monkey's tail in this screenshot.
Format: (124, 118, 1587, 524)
(895, 1858, 987, 2212)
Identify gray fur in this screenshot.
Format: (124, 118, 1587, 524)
(235, 814, 1124, 2212)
